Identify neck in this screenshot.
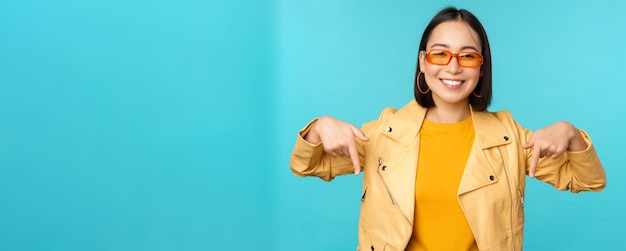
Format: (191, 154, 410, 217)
(425, 102, 471, 124)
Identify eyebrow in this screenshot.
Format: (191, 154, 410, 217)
(429, 43, 480, 52)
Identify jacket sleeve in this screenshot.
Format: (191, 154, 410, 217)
(289, 118, 378, 182)
(521, 126, 607, 193)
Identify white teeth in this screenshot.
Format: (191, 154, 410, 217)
(442, 79, 462, 86)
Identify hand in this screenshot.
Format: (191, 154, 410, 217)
(305, 116, 369, 175)
(522, 121, 587, 178)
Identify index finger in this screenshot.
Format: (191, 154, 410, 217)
(529, 146, 540, 178)
(347, 140, 361, 175)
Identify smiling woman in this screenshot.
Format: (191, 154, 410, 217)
(288, 7, 606, 251)
(417, 20, 486, 122)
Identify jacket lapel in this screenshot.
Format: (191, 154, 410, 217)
(458, 110, 512, 195)
(378, 100, 425, 224)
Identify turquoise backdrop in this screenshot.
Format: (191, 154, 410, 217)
(1, 0, 623, 250)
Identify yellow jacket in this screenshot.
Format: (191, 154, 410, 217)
(290, 100, 606, 251)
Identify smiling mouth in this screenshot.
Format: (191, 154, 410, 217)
(441, 79, 464, 87)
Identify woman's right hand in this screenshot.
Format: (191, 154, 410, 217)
(305, 116, 369, 175)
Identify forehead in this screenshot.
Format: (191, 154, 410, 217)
(426, 20, 481, 52)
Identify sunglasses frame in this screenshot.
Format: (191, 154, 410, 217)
(424, 49, 483, 68)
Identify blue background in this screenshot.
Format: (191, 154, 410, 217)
(1, 0, 624, 250)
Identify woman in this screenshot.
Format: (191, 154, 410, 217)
(289, 7, 606, 251)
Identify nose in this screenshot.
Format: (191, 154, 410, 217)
(445, 56, 462, 74)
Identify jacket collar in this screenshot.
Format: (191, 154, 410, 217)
(382, 100, 511, 149)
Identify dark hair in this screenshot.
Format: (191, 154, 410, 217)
(414, 7, 492, 111)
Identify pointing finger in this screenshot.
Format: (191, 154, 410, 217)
(529, 146, 540, 178)
(347, 140, 361, 175)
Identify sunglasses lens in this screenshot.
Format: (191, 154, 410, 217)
(458, 52, 483, 67)
(427, 50, 452, 65)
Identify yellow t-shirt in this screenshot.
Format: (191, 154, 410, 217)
(405, 116, 478, 251)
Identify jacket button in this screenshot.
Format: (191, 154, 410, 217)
(489, 175, 495, 181)
(382, 166, 387, 171)
(503, 136, 509, 141)
(371, 246, 375, 251)
(386, 127, 392, 132)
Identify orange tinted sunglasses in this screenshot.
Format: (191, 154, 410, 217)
(424, 50, 483, 68)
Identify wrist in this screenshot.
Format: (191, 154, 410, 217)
(304, 120, 322, 145)
(566, 123, 587, 151)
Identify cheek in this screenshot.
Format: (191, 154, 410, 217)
(422, 65, 441, 78)
(422, 67, 439, 86)
(467, 70, 482, 82)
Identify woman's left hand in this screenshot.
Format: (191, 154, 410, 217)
(522, 121, 588, 178)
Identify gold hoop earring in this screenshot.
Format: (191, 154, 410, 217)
(416, 72, 430, 94)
